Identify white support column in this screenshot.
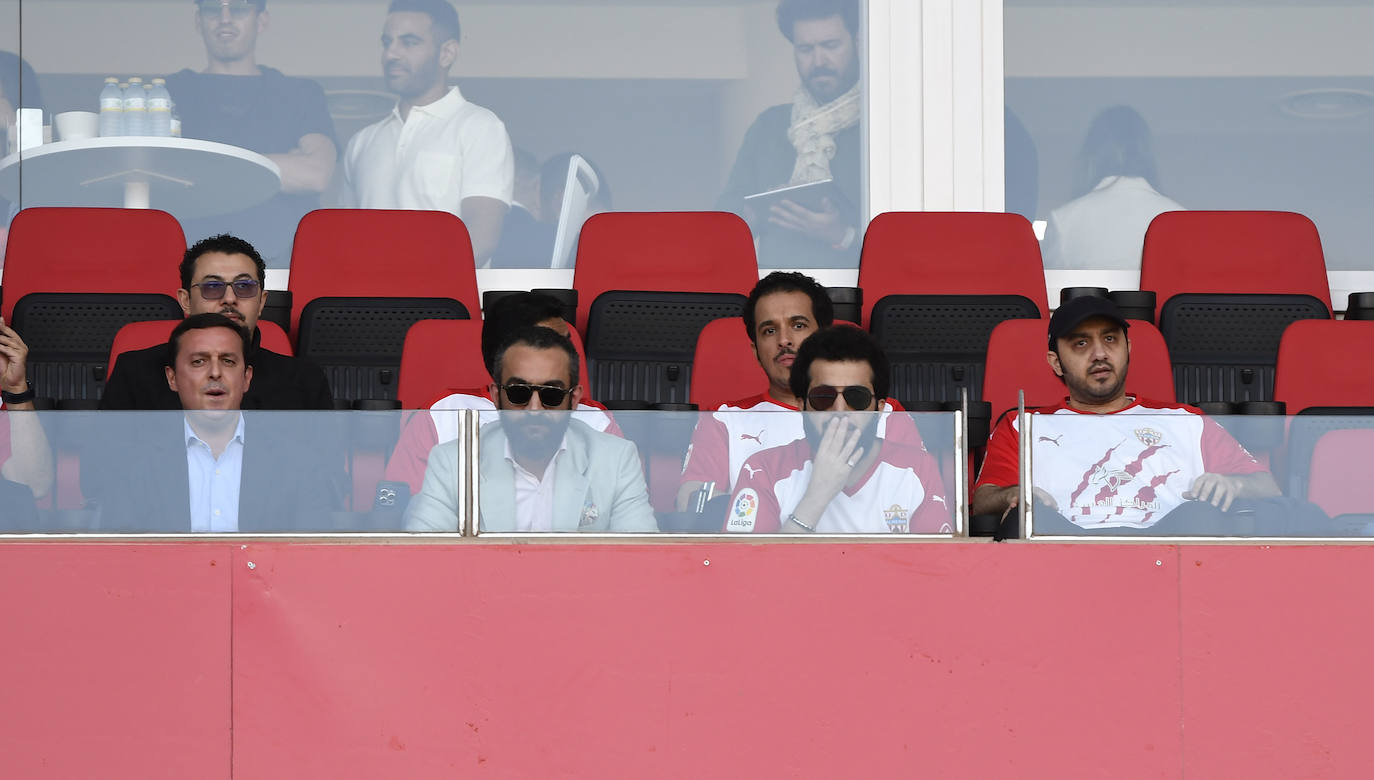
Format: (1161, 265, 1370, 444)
(865, 0, 1004, 216)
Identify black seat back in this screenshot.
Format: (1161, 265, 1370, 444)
(12, 292, 182, 402)
(870, 294, 1041, 406)
(1160, 293, 1329, 404)
(296, 297, 470, 403)
(585, 290, 746, 405)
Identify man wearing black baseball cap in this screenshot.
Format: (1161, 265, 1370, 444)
(972, 296, 1279, 533)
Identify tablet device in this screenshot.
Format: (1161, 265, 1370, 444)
(743, 178, 837, 214)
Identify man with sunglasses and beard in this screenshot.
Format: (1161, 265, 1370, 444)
(726, 327, 952, 534)
(101, 234, 332, 410)
(405, 326, 655, 533)
(972, 296, 1279, 533)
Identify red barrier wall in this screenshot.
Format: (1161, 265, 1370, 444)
(2, 542, 1371, 778)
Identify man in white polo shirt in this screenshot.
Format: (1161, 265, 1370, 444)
(343, 0, 514, 265)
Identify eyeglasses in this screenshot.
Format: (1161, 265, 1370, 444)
(192, 279, 261, 300)
(196, 1, 257, 19)
(502, 383, 572, 408)
(806, 385, 875, 411)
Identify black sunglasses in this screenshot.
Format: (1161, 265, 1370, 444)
(806, 385, 874, 411)
(192, 278, 261, 300)
(502, 383, 572, 407)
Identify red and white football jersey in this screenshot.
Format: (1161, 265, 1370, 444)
(680, 392, 926, 494)
(975, 397, 1265, 529)
(384, 390, 620, 494)
(726, 438, 953, 534)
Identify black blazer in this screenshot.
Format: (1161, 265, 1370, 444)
(86, 413, 346, 532)
(100, 327, 333, 411)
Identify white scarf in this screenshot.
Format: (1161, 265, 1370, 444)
(787, 80, 862, 185)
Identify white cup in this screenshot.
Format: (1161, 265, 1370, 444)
(55, 111, 99, 142)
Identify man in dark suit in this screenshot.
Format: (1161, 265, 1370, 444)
(88, 314, 342, 532)
(100, 233, 332, 410)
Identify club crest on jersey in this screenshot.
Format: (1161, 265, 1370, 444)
(883, 504, 910, 534)
(1134, 427, 1162, 447)
(727, 489, 758, 532)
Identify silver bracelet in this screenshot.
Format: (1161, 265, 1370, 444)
(786, 513, 817, 532)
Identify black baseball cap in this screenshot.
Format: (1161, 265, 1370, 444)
(1048, 296, 1129, 349)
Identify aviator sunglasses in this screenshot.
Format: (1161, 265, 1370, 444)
(806, 385, 875, 411)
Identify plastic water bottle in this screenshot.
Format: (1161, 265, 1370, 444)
(147, 78, 172, 137)
(123, 77, 146, 136)
(170, 100, 181, 138)
(99, 77, 123, 137)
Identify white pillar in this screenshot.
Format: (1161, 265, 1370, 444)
(866, 0, 1004, 216)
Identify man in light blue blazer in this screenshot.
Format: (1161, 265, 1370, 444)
(405, 326, 657, 533)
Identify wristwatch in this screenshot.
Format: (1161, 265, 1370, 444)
(1, 380, 35, 406)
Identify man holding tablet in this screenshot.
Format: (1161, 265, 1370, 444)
(718, 0, 862, 268)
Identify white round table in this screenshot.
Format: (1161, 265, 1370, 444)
(0, 137, 281, 219)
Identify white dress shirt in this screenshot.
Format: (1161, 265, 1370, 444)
(185, 415, 245, 533)
(343, 86, 514, 215)
(504, 437, 568, 532)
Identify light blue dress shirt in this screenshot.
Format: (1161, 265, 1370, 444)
(184, 415, 245, 533)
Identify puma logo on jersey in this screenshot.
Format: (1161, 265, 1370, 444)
(1038, 434, 1064, 446)
(739, 430, 765, 444)
(741, 463, 763, 478)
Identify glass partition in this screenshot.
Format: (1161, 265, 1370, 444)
(0, 409, 473, 534)
(470, 409, 963, 536)
(1005, 1, 1374, 277)
(1023, 411, 1374, 539)
(5, 0, 870, 270)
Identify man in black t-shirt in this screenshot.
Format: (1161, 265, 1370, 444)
(166, 0, 338, 265)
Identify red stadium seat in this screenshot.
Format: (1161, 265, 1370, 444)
(570, 211, 758, 333)
(1141, 211, 1331, 405)
(1141, 210, 1332, 318)
(396, 319, 487, 410)
(1274, 320, 1374, 412)
(571, 212, 758, 405)
(2, 208, 188, 401)
(108, 319, 294, 375)
(1, 207, 185, 322)
(1307, 430, 1374, 520)
(689, 317, 767, 410)
(982, 318, 1176, 425)
(858, 212, 1048, 405)
(287, 209, 479, 402)
(857, 212, 1049, 327)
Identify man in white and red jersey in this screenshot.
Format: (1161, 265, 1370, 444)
(972, 296, 1279, 532)
(727, 327, 952, 534)
(678, 272, 921, 511)
(383, 292, 618, 497)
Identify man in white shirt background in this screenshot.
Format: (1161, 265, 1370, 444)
(343, 0, 515, 266)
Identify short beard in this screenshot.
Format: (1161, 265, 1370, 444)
(1064, 354, 1130, 404)
(501, 410, 573, 464)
